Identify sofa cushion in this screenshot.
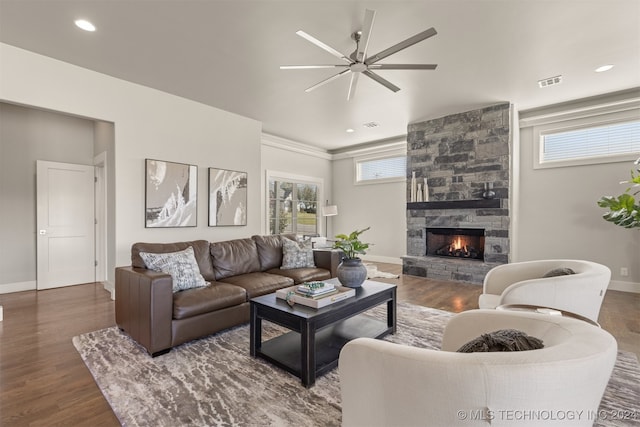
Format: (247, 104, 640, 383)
(172, 283, 247, 320)
(131, 240, 216, 281)
(210, 238, 262, 280)
(139, 246, 208, 293)
(268, 267, 331, 285)
(219, 272, 294, 298)
(281, 238, 316, 269)
(252, 234, 285, 271)
(456, 329, 544, 353)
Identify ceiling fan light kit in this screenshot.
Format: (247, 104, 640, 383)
(281, 9, 438, 100)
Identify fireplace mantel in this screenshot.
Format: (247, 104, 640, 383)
(407, 199, 501, 210)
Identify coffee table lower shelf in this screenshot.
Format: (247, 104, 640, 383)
(257, 314, 391, 384)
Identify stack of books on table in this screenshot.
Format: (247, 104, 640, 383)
(295, 281, 337, 299)
(275, 281, 356, 309)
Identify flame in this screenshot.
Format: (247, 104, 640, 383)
(453, 236, 462, 250)
(452, 296, 464, 312)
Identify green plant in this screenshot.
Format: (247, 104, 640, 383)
(332, 227, 371, 259)
(597, 158, 640, 229)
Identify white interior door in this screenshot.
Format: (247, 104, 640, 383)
(36, 160, 95, 290)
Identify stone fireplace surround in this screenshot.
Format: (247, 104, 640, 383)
(403, 103, 511, 284)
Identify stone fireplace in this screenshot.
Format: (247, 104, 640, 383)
(403, 103, 511, 284)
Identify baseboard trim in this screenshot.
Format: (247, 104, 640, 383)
(0, 280, 36, 294)
(362, 255, 402, 265)
(102, 280, 115, 300)
(608, 280, 640, 294)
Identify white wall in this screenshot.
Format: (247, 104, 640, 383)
(0, 44, 263, 292)
(331, 147, 407, 264)
(94, 121, 116, 285)
(517, 95, 640, 291)
(0, 103, 95, 292)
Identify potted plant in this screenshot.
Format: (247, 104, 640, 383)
(332, 227, 371, 288)
(597, 157, 640, 229)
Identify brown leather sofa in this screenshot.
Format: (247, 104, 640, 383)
(115, 234, 341, 356)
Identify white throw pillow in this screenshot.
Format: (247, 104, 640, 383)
(281, 238, 316, 269)
(139, 246, 207, 293)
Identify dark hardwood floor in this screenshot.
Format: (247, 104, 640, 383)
(1, 264, 638, 426)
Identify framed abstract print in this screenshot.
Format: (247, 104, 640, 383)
(208, 168, 247, 226)
(145, 159, 197, 227)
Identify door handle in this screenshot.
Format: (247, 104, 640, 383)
(39, 229, 47, 235)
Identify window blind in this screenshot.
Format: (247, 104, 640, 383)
(542, 120, 640, 162)
(357, 156, 407, 181)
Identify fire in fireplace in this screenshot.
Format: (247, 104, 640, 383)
(425, 228, 485, 261)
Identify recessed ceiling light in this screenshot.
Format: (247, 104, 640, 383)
(75, 19, 96, 32)
(346, 128, 355, 133)
(595, 64, 614, 73)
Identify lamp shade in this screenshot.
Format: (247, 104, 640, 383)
(322, 205, 338, 217)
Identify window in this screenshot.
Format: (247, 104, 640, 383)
(355, 154, 407, 184)
(541, 120, 640, 163)
(528, 103, 640, 169)
(268, 175, 320, 235)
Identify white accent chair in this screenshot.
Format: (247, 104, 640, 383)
(339, 309, 618, 427)
(478, 259, 611, 324)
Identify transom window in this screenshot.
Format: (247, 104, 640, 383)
(541, 120, 640, 163)
(355, 153, 407, 184)
(530, 105, 640, 169)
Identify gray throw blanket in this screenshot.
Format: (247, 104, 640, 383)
(457, 329, 544, 353)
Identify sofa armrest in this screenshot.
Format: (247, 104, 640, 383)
(482, 261, 550, 295)
(115, 266, 173, 356)
(313, 249, 343, 278)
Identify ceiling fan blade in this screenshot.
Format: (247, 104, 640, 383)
(363, 70, 401, 92)
(305, 69, 351, 93)
(296, 30, 353, 64)
(347, 72, 360, 101)
(280, 65, 350, 70)
(369, 64, 438, 70)
(365, 27, 437, 65)
(356, 9, 376, 63)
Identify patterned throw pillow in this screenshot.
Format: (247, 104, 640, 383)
(139, 246, 208, 293)
(281, 238, 316, 270)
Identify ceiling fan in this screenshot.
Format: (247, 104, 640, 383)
(280, 9, 438, 100)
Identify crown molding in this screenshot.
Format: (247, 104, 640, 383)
(519, 91, 640, 128)
(330, 136, 407, 160)
(261, 133, 332, 160)
(261, 132, 408, 161)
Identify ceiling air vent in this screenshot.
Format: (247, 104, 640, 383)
(363, 121, 379, 128)
(538, 75, 563, 88)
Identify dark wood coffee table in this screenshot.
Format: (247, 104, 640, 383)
(250, 278, 396, 387)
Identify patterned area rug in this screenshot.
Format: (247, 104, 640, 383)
(73, 303, 639, 427)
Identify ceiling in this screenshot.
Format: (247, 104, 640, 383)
(1, 0, 639, 151)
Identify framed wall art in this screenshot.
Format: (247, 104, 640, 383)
(208, 168, 247, 226)
(145, 159, 197, 228)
